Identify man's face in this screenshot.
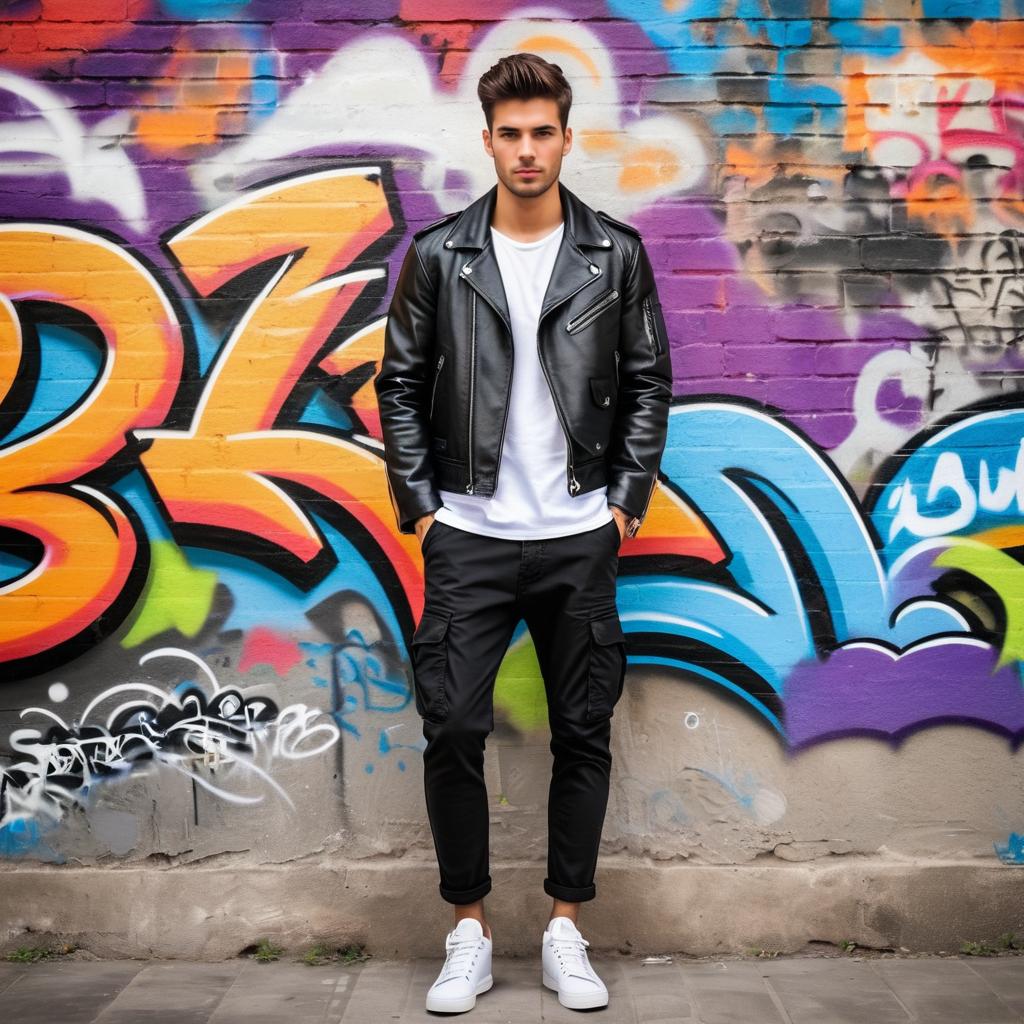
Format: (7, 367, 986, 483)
(482, 97, 572, 199)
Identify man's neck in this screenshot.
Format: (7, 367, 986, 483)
(490, 179, 564, 243)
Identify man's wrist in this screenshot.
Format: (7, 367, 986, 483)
(609, 503, 642, 539)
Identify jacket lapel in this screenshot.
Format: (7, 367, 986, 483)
(538, 227, 600, 323)
(462, 244, 512, 335)
(441, 181, 611, 335)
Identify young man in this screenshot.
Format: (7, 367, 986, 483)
(374, 52, 672, 1013)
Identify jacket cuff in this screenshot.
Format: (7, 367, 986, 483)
(607, 475, 658, 538)
(386, 471, 442, 535)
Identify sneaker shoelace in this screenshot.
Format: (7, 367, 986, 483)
(437, 934, 483, 982)
(550, 934, 595, 979)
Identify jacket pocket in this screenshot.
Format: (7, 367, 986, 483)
(589, 375, 614, 409)
(585, 613, 627, 721)
(566, 288, 620, 334)
(410, 608, 453, 722)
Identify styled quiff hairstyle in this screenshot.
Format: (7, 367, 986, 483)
(477, 52, 573, 134)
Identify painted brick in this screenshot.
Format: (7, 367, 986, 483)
(1, 4, 1022, 920)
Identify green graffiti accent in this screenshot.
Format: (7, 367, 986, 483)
(120, 541, 218, 648)
(934, 539, 1024, 668)
(493, 632, 549, 732)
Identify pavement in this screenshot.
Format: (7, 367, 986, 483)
(1, 951, 1023, 1023)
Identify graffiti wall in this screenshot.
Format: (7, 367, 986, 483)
(1, 2, 1022, 876)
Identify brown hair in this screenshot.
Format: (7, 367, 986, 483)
(477, 52, 573, 134)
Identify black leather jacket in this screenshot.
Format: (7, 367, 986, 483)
(374, 180, 672, 538)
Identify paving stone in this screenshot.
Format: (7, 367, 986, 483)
(448, 956, 543, 1024)
(1, 960, 145, 1024)
(540, 958, 639, 1023)
(760, 958, 912, 1023)
(613, 958, 696, 1024)
(682, 961, 787, 1024)
(93, 962, 244, 1024)
(469, 956, 543, 1024)
(207, 960, 361, 1023)
(0, 961, 29, 995)
(0, 954, 1020, 1023)
(340, 959, 434, 1022)
(873, 959, 1020, 1023)
(963, 959, 1024, 1017)
(341, 955, 625, 1022)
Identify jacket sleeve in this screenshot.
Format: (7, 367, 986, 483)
(605, 237, 673, 537)
(373, 238, 443, 534)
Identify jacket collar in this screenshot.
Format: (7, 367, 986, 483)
(442, 181, 611, 333)
(442, 180, 612, 251)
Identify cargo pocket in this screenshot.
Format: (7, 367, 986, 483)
(410, 608, 453, 722)
(585, 613, 627, 721)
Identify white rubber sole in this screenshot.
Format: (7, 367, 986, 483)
(425, 973, 493, 1013)
(543, 970, 609, 1009)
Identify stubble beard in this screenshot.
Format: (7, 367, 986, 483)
(498, 160, 561, 200)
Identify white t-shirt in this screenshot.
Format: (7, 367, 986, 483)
(434, 221, 613, 540)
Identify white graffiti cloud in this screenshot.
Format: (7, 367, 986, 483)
(0, 71, 148, 232)
(190, 8, 706, 219)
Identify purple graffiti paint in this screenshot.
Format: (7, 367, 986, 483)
(785, 640, 1024, 749)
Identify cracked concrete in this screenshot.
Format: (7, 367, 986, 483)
(2, 673, 1022, 957)
(1, 858, 1022, 959)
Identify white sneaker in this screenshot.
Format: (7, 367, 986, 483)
(425, 917, 493, 1014)
(541, 916, 609, 1009)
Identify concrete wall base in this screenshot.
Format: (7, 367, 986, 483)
(1, 856, 1021, 959)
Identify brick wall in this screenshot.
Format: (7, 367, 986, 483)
(1, 3, 1022, 894)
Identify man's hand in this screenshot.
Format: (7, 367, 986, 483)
(609, 505, 628, 544)
(415, 512, 436, 548)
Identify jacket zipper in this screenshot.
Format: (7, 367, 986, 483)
(537, 332, 579, 495)
(613, 349, 619, 386)
(642, 474, 658, 517)
(466, 291, 476, 493)
(641, 294, 659, 355)
(465, 248, 599, 497)
(627, 474, 659, 538)
(495, 332, 514, 490)
(536, 251, 607, 496)
(462, 266, 514, 495)
(429, 352, 445, 420)
(566, 288, 619, 334)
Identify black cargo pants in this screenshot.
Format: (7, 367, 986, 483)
(410, 515, 627, 905)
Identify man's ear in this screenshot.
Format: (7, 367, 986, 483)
(563, 125, 572, 155)
(482, 128, 493, 157)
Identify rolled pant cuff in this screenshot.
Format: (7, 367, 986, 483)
(544, 878, 596, 902)
(440, 877, 492, 905)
